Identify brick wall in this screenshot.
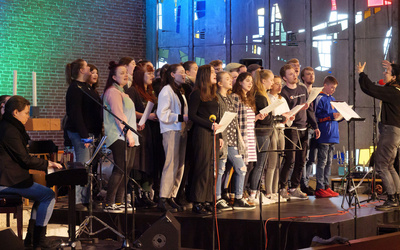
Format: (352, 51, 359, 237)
(0, 0, 146, 149)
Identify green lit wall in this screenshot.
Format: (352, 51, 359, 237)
(0, 0, 146, 146)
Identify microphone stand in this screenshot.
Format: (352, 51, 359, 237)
(211, 116, 217, 250)
(76, 84, 140, 249)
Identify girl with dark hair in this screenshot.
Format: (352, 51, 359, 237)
(153, 64, 170, 97)
(216, 72, 255, 210)
(65, 59, 102, 209)
(0, 96, 62, 249)
(87, 64, 100, 90)
(125, 61, 160, 208)
(103, 61, 141, 213)
(119, 57, 136, 89)
(231, 72, 262, 203)
(156, 64, 189, 212)
(188, 64, 222, 214)
(182, 61, 198, 100)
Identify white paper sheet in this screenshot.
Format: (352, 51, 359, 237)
(216, 111, 237, 134)
(307, 87, 324, 104)
(289, 104, 305, 116)
(260, 98, 285, 115)
(330, 101, 361, 121)
(138, 101, 154, 126)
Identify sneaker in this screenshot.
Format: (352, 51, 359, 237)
(216, 198, 233, 211)
(279, 189, 291, 201)
(289, 188, 309, 200)
(259, 193, 275, 205)
(325, 188, 339, 197)
(315, 189, 332, 198)
(233, 198, 256, 210)
(270, 193, 287, 203)
(116, 202, 135, 211)
(104, 204, 124, 213)
(376, 196, 398, 211)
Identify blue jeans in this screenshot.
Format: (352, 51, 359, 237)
(67, 131, 91, 204)
(316, 143, 335, 190)
(0, 183, 55, 226)
(302, 129, 318, 188)
(217, 147, 246, 198)
(374, 123, 400, 195)
(249, 134, 271, 191)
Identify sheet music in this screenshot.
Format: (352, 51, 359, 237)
(289, 104, 305, 116)
(216, 112, 237, 134)
(330, 101, 361, 121)
(307, 87, 324, 104)
(260, 98, 285, 115)
(138, 101, 154, 126)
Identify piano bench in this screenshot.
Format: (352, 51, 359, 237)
(0, 193, 23, 240)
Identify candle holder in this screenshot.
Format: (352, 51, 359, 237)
(30, 106, 40, 118)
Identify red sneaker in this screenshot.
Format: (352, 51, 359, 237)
(325, 188, 339, 197)
(315, 189, 332, 198)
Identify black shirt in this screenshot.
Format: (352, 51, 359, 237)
(65, 80, 102, 138)
(359, 72, 400, 128)
(189, 89, 219, 130)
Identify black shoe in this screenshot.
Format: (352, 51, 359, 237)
(33, 225, 62, 249)
(141, 191, 158, 208)
(203, 202, 222, 214)
(24, 219, 35, 247)
(301, 186, 315, 196)
(376, 195, 399, 211)
(233, 198, 256, 210)
(176, 195, 193, 209)
(192, 203, 211, 215)
(167, 198, 184, 212)
(158, 198, 178, 213)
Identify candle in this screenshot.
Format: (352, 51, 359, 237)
(32, 72, 37, 106)
(13, 70, 17, 95)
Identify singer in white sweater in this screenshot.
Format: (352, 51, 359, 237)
(156, 64, 189, 212)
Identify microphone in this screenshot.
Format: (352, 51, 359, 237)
(209, 114, 216, 122)
(378, 79, 385, 85)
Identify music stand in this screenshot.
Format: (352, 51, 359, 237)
(330, 101, 365, 240)
(256, 126, 302, 250)
(76, 136, 125, 241)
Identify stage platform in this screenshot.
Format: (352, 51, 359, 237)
(49, 195, 400, 250)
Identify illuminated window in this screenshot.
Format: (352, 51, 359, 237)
(157, 3, 162, 30)
(355, 11, 362, 24)
(367, 0, 392, 7)
(270, 3, 286, 46)
(251, 8, 265, 43)
(383, 27, 392, 60)
(312, 10, 349, 71)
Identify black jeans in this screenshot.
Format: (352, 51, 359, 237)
(279, 129, 308, 189)
(106, 139, 136, 205)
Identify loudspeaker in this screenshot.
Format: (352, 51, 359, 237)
(239, 58, 263, 67)
(133, 211, 181, 249)
(0, 228, 24, 250)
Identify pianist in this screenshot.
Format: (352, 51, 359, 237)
(0, 95, 62, 249)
